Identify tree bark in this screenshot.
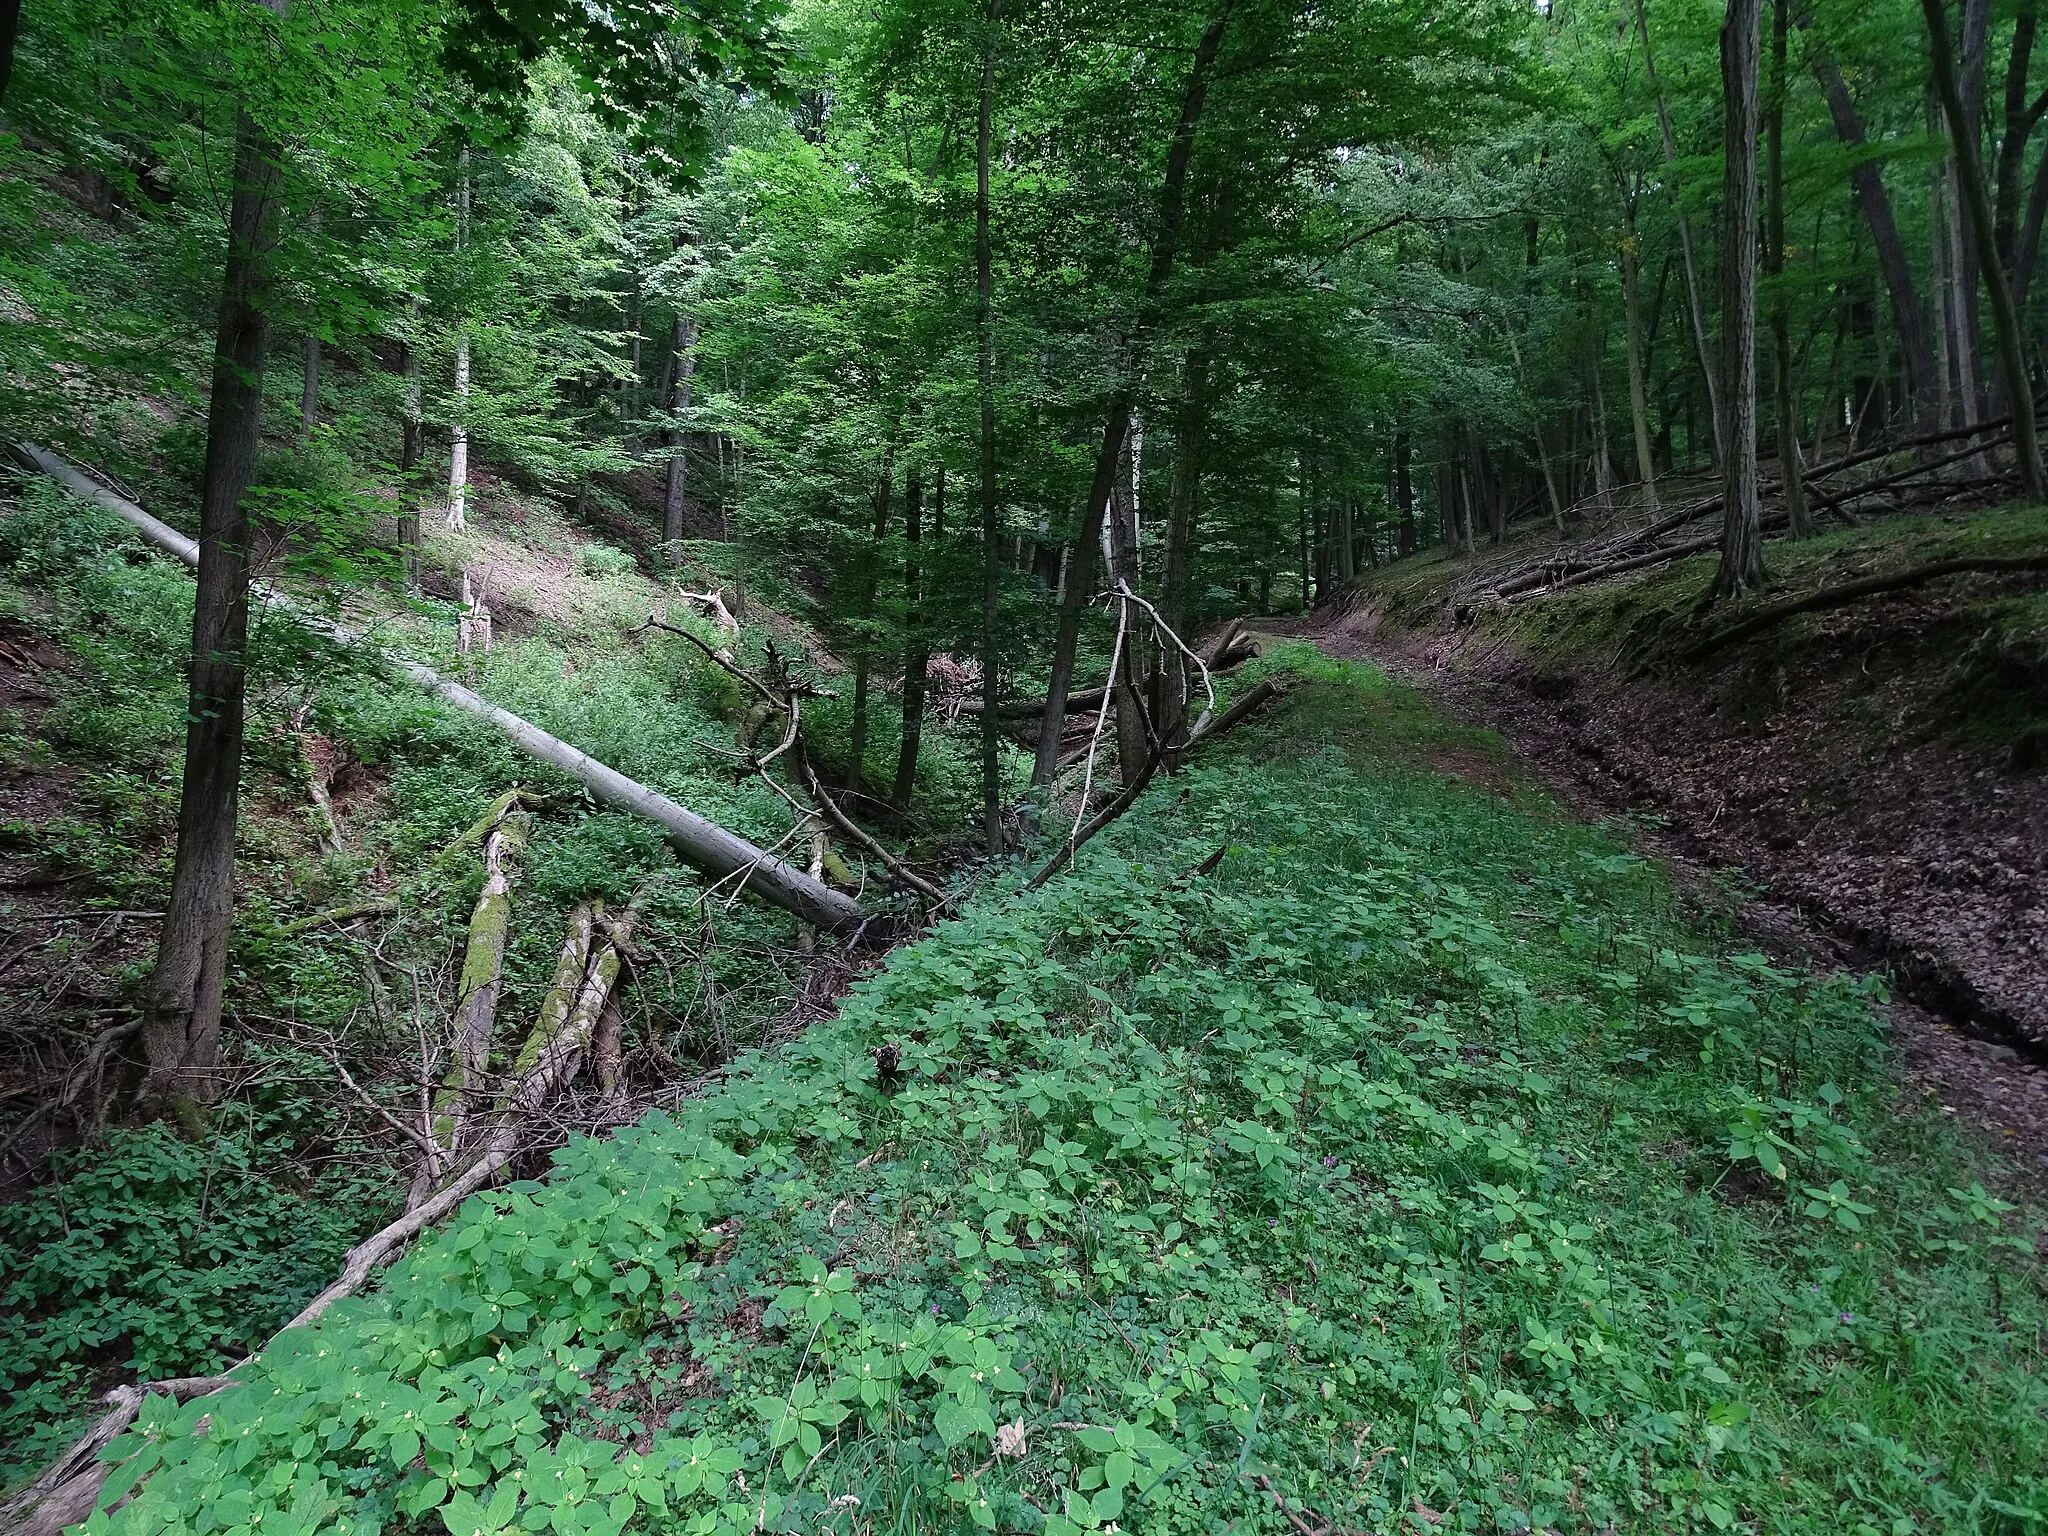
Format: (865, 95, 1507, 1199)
(142, 104, 283, 1125)
(977, 0, 1004, 855)
(398, 295, 423, 590)
(891, 463, 929, 812)
(1809, 46, 1941, 416)
(1394, 431, 1416, 556)
(848, 463, 892, 798)
(662, 312, 697, 549)
(423, 797, 531, 1183)
(1766, 0, 1809, 537)
(1956, 0, 1991, 414)
(1924, 0, 2048, 496)
(1157, 348, 1208, 757)
(1030, 0, 1233, 792)
(1996, 0, 2048, 313)
(446, 147, 472, 531)
(1633, 0, 1724, 464)
(1619, 196, 1663, 516)
(1711, 0, 1765, 599)
(300, 339, 319, 437)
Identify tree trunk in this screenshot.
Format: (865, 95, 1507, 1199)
(1619, 197, 1662, 516)
(446, 148, 472, 532)
(1995, 0, 2047, 313)
(0, 0, 20, 105)
(1924, 0, 2048, 496)
(848, 464, 892, 799)
(891, 463, 929, 812)
(298, 208, 320, 438)
(141, 106, 283, 1126)
(1394, 431, 1416, 555)
(1157, 348, 1208, 758)
(1956, 0, 1991, 416)
(1712, 0, 1765, 600)
(1944, 153, 1986, 451)
(1809, 46, 1941, 416)
(1634, 0, 1724, 464)
(398, 295, 423, 590)
(977, 0, 1004, 855)
(1766, 0, 1810, 537)
(300, 339, 319, 437)
(1030, 0, 1233, 792)
(662, 313, 697, 549)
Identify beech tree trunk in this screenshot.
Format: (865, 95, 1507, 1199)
(1157, 348, 1208, 759)
(446, 147, 472, 531)
(398, 295, 423, 589)
(1031, 0, 1233, 792)
(142, 105, 283, 1125)
(891, 463, 929, 812)
(847, 464, 892, 799)
(1766, 0, 1809, 537)
(1925, 0, 2048, 496)
(662, 312, 697, 549)
(1394, 432, 1416, 556)
(300, 339, 319, 437)
(1634, 0, 1724, 465)
(1809, 47, 1941, 416)
(1957, 0, 1992, 415)
(1712, 0, 1765, 600)
(1619, 197, 1662, 516)
(977, 0, 1004, 854)
(1995, 0, 2048, 314)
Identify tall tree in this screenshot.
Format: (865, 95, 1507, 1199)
(1764, 0, 1808, 537)
(1710, 0, 1764, 599)
(1924, 0, 2048, 497)
(1032, 0, 1234, 791)
(142, 73, 286, 1123)
(976, 0, 1004, 855)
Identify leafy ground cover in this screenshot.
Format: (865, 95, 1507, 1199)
(80, 647, 2048, 1536)
(0, 470, 992, 1479)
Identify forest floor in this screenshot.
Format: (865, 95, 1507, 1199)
(48, 642, 2048, 1536)
(1310, 497, 2048, 1177)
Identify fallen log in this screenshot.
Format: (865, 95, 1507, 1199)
(12, 443, 864, 935)
(1681, 553, 2048, 662)
(0, 1375, 235, 1536)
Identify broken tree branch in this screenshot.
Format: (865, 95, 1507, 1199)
(1025, 676, 1290, 891)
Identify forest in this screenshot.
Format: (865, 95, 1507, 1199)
(3, 0, 2048, 1527)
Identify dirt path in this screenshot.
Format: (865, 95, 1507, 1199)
(1261, 612, 2048, 1182)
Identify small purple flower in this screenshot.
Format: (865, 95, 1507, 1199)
(1269, 1218, 1279, 1227)
(1322, 1156, 1338, 1168)
(930, 1304, 941, 1315)
(1838, 1311, 1854, 1324)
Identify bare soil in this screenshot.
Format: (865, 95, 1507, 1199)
(1266, 594, 2048, 1179)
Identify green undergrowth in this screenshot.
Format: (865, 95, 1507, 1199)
(0, 470, 985, 1476)
(85, 647, 2047, 1536)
